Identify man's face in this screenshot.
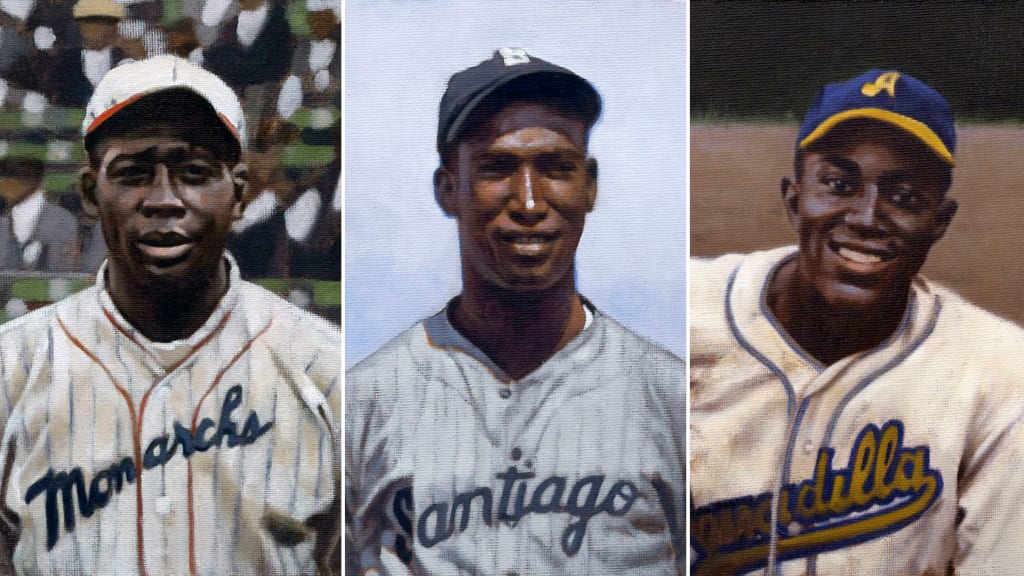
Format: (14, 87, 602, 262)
(437, 102, 596, 293)
(0, 173, 38, 206)
(81, 127, 246, 289)
(307, 9, 337, 40)
(784, 122, 957, 312)
(78, 19, 118, 50)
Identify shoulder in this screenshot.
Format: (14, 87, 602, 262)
(589, 310, 685, 398)
(346, 319, 432, 387)
(235, 280, 340, 371)
(237, 280, 339, 339)
(594, 310, 684, 367)
(924, 280, 1024, 350)
(0, 286, 98, 339)
(691, 247, 794, 290)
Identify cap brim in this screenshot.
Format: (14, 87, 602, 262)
(443, 69, 600, 147)
(799, 108, 954, 166)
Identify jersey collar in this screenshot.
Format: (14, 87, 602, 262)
(423, 295, 600, 384)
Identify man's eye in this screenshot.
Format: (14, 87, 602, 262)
(538, 159, 578, 179)
(823, 177, 853, 196)
(113, 167, 151, 185)
(181, 164, 216, 182)
(887, 187, 924, 210)
(476, 159, 516, 177)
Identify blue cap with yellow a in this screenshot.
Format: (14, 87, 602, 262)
(797, 70, 956, 166)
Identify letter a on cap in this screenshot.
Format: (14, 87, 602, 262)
(498, 47, 530, 66)
(861, 72, 900, 98)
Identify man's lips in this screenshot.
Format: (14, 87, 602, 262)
(496, 230, 559, 256)
(136, 231, 194, 261)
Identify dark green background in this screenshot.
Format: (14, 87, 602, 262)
(692, 1, 1024, 121)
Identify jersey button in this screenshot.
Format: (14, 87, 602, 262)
(155, 496, 172, 516)
(805, 441, 815, 453)
(499, 388, 512, 399)
(511, 447, 522, 461)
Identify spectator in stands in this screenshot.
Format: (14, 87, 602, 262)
(287, 119, 338, 280)
(0, 155, 78, 271)
(204, 0, 293, 126)
(227, 117, 294, 279)
(6, 0, 130, 107)
(276, 0, 338, 143)
(0, 1, 32, 109)
(164, 17, 202, 62)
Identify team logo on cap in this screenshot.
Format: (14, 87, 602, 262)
(498, 47, 530, 66)
(861, 72, 901, 98)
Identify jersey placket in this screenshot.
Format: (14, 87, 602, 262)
(728, 255, 937, 576)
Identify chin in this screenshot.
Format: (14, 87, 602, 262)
(818, 281, 905, 315)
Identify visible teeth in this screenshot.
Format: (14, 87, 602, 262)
(838, 247, 881, 264)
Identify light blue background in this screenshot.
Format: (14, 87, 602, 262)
(345, 0, 687, 368)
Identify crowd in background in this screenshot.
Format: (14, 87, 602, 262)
(0, 0, 344, 276)
(0, 0, 339, 318)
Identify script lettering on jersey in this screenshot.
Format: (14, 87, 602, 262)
(25, 384, 273, 550)
(690, 420, 942, 575)
(392, 467, 640, 556)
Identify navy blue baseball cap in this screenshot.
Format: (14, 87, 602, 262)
(797, 70, 956, 166)
(437, 48, 602, 152)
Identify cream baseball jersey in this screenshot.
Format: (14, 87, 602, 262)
(346, 301, 685, 575)
(690, 247, 1024, 575)
(0, 256, 340, 576)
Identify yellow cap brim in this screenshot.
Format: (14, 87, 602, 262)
(798, 108, 955, 167)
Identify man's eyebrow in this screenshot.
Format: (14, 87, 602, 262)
(822, 155, 860, 174)
(108, 145, 216, 166)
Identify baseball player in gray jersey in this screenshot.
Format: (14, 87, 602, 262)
(0, 55, 340, 575)
(691, 70, 1024, 575)
(346, 49, 686, 575)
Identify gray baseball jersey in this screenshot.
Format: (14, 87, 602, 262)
(346, 299, 686, 575)
(690, 247, 1024, 575)
(0, 256, 340, 576)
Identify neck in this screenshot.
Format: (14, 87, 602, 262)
(105, 260, 230, 343)
(767, 258, 907, 366)
(452, 273, 586, 380)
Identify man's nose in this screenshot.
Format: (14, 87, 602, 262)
(140, 165, 186, 218)
(509, 166, 546, 223)
(846, 184, 881, 228)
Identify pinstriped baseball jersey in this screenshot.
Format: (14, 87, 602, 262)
(690, 247, 1024, 575)
(346, 300, 685, 575)
(0, 256, 340, 576)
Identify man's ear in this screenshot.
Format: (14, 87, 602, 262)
(931, 198, 958, 243)
(78, 166, 99, 218)
(434, 166, 457, 217)
(584, 157, 598, 212)
(781, 176, 800, 230)
(230, 163, 249, 220)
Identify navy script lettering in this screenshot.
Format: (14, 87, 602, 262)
(25, 384, 272, 549)
(395, 466, 640, 556)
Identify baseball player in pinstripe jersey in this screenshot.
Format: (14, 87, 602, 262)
(0, 55, 340, 575)
(346, 49, 686, 574)
(691, 70, 1024, 575)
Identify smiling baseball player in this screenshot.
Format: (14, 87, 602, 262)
(346, 49, 686, 575)
(0, 55, 340, 575)
(690, 70, 1024, 575)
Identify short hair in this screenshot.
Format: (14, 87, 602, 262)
(793, 119, 953, 195)
(84, 88, 242, 168)
(441, 76, 597, 168)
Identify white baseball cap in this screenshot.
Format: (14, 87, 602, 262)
(83, 55, 247, 148)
